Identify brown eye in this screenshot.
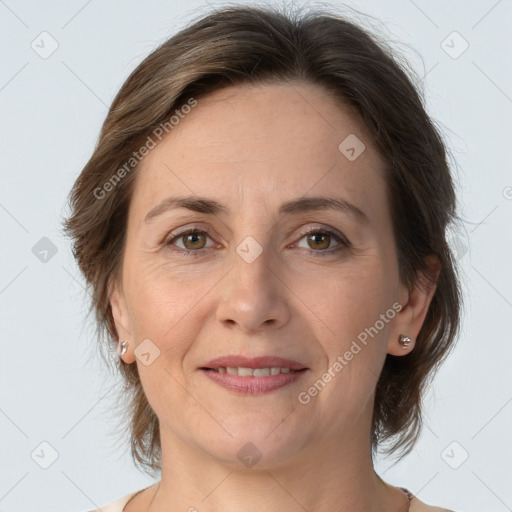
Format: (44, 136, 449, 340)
(296, 228, 349, 257)
(181, 231, 207, 250)
(166, 229, 214, 254)
(306, 232, 332, 250)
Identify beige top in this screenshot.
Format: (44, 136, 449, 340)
(87, 485, 456, 512)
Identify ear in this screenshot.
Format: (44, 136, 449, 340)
(108, 276, 136, 363)
(387, 254, 441, 356)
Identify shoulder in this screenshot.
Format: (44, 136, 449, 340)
(411, 495, 456, 512)
(86, 488, 145, 512)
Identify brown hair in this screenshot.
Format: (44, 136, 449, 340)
(62, 3, 463, 476)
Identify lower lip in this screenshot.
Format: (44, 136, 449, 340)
(200, 369, 307, 394)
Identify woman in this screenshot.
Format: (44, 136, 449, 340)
(65, 4, 462, 512)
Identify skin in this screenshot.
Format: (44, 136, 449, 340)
(109, 82, 441, 512)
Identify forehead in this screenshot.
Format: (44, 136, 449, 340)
(131, 82, 388, 223)
(164, 82, 374, 160)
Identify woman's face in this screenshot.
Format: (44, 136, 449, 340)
(110, 82, 436, 468)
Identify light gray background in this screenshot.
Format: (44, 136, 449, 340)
(1, 1, 511, 511)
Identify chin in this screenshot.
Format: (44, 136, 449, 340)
(195, 424, 308, 471)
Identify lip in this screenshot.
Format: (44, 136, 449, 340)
(200, 368, 308, 394)
(202, 355, 307, 371)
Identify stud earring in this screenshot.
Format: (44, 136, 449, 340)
(398, 334, 412, 349)
(117, 340, 128, 357)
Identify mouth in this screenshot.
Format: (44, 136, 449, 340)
(199, 366, 308, 394)
(201, 366, 306, 376)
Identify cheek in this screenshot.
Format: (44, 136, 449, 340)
(304, 270, 393, 419)
(302, 260, 391, 342)
(307, 273, 395, 416)
(124, 262, 216, 354)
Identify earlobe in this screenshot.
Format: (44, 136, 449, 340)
(387, 254, 441, 356)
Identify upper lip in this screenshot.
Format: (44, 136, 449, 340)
(202, 355, 307, 370)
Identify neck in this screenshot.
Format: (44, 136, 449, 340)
(144, 405, 408, 512)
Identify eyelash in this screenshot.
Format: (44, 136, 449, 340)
(164, 226, 350, 258)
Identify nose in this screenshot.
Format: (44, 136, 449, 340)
(215, 240, 291, 334)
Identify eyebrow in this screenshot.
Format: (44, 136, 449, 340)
(144, 195, 369, 224)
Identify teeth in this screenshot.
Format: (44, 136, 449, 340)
(215, 367, 297, 376)
(253, 368, 270, 376)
